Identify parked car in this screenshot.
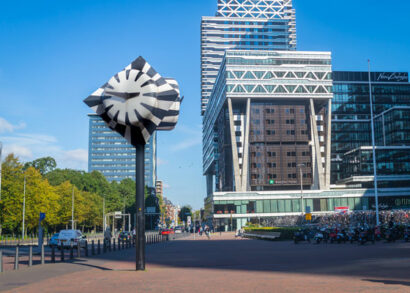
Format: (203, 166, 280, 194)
(161, 229, 174, 235)
(118, 231, 132, 243)
(49, 233, 59, 247)
(174, 226, 183, 234)
(57, 230, 86, 249)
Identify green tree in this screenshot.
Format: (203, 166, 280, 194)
(178, 205, 192, 223)
(24, 157, 57, 175)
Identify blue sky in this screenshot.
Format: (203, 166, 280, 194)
(0, 0, 409, 209)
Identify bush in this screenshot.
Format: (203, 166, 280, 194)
(244, 227, 299, 240)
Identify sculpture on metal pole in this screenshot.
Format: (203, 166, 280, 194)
(84, 56, 182, 270)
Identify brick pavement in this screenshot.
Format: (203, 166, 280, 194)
(0, 233, 409, 293)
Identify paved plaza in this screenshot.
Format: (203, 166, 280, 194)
(0, 233, 409, 292)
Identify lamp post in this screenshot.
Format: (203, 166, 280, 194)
(297, 164, 306, 215)
(84, 56, 182, 271)
(0, 142, 3, 201)
(22, 175, 26, 239)
(368, 60, 380, 226)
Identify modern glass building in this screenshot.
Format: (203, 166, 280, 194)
(88, 114, 157, 187)
(203, 50, 333, 195)
(332, 71, 410, 187)
(201, 0, 296, 114)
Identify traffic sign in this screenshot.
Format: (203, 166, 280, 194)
(305, 206, 311, 214)
(305, 213, 312, 221)
(39, 212, 46, 221)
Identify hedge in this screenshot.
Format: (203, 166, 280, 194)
(244, 227, 299, 240)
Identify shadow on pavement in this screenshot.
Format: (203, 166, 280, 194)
(85, 238, 410, 282)
(363, 279, 410, 287)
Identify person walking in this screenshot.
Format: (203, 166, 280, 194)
(205, 225, 211, 240)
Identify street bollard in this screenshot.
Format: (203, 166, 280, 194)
(51, 245, 56, 263)
(91, 240, 95, 255)
(103, 240, 106, 253)
(61, 243, 65, 262)
(97, 240, 101, 255)
(77, 243, 81, 258)
(108, 239, 111, 252)
(29, 246, 33, 267)
(85, 241, 88, 257)
(113, 239, 116, 251)
(0, 251, 3, 273)
(41, 244, 45, 265)
(14, 246, 19, 270)
(70, 243, 74, 260)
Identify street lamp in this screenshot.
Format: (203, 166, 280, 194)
(84, 56, 182, 271)
(368, 60, 380, 226)
(297, 163, 306, 215)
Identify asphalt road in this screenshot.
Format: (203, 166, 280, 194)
(0, 233, 409, 292)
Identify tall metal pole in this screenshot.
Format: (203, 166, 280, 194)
(0, 142, 3, 201)
(135, 144, 145, 271)
(22, 176, 26, 239)
(368, 60, 380, 226)
(103, 196, 106, 232)
(72, 186, 74, 230)
(297, 164, 305, 215)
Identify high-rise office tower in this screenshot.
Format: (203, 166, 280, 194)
(201, 0, 296, 114)
(332, 71, 410, 188)
(88, 114, 157, 187)
(203, 50, 333, 195)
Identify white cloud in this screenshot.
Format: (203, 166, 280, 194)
(170, 124, 202, 152)
(171, 137, 202, 152)
(3, 144, 33, 159)
(0, 117, 26, 133)
(157, 158, 169, 166)
(64, 149, 88, 163)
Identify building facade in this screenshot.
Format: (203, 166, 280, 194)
(156, 180, 163, 199)
(203, 50, 333, 196)
(88, 114, 157, 186)
(201, 0, 296, 114)
(332, 71, 410, 188)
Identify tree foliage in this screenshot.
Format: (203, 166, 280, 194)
(178, 205, 192, 223)
(24, 157, 57, 175)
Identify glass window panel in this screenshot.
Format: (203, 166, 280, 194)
(256, 200, 263, 213)
(263, 200, 271, 213)
(285, 200, 292, 212)
(292, 199, 300, 212)
(278, 200, 285, 213)
(271, 200, 278, 213)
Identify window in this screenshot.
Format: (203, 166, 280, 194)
(287, 152, 296, 156)
(288, 173, 297, 179)
(286, 119, 295, 124)
(234, 121, 241, 126)
(288, 162, 297, 168)
(235, 131, 241, 136)
(301, 120, 306, 124)
(268, 174, 277, 179)
(302, 151, 311, 156)
(301, 130, 308, 135)
(286, 130, 295, 135)
(290, 109, 295, 114)
(267, 152, 276, 157)
(253, 120, 260, 125)
(267, 163, 277, 168)
(266, 130, 276, 135)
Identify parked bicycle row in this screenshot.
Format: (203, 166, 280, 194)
(294, 224, 410, 245)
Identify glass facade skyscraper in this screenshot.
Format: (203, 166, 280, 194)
(88, 114, 157, 187)
(201, 0, 296, 114)
(332, 71, 410, 187)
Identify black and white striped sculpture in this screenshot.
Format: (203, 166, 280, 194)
(83, 56, 182, 271)
(84, 56, 182, 146)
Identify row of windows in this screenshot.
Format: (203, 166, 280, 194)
(252, 162, 312, 169)
(252, 151, 311, 157)
(214, 197, 368, 214)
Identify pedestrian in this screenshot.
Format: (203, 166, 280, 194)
(205, 225, 211, 240)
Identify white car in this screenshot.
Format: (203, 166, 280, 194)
(57, 230, 87, 248)
(174, 226, 183, 234)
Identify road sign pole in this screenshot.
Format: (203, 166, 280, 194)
(135, 144, 146, 271)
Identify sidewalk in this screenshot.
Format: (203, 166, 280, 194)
(1, 233, 409, 293)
